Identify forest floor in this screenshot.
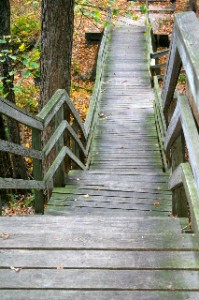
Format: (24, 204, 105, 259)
(2, 0, 193, 215)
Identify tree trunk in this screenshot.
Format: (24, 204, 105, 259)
(40, 0, 74, 107)
(40, 0, 75, 177)
(0, 0, 28, 180)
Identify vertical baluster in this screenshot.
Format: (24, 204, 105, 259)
(64, 108, 71, 175)
(32, 128, 44, 214)
(54, 106, 65, 186)
(72, 120, 80, 169)
(171, 133, 188, 217)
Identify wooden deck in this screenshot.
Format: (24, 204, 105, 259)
(1, 18, 199, 299)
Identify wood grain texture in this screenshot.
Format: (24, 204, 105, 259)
(1, 291, 199, 300)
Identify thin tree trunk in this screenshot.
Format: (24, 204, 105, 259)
(0, 0, 27, 179)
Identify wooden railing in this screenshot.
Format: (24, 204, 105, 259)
(0, 17, 111, 214)
(150, 12, 199, 234)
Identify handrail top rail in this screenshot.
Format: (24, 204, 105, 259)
(162, 12, 199, 122)
(0, 96, 43, 130)
(0, 88, 87, 140)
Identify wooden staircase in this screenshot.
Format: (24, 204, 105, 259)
(1, 14, 199, 299)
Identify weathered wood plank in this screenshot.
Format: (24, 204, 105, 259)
(174, 12, 199, 124)
(37, 89, 66, 128)
(1, 269, 199, 289)
(150, 49, 169, 59)
(0, 139, 43, 160)
(43, 120, 67, 157)
(85, 23, 111, 137)
(169, 163, 199, 235)
(1, 291, 199, 300)
(178, 95, 199, 194)
(0, 177, 44, 189)
(161, 27, 182, 121)
(164, 102, 181, 156)
(0, 228, 196, 249)
(1, 250, 198, 269)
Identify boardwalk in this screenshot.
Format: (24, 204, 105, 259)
(1, 18, 199, 299)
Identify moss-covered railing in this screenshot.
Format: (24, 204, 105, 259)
(149, 12, 199, 234)
(0, 16, 111, 214)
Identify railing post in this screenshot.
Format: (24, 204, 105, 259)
(171, 133, 188, 217)
(54, 106, 66, 186)
(162, 29, 182, 124)
(32, 128, 44, 214)
(72, 120, 81, 169)
(64, 109, 72, 175)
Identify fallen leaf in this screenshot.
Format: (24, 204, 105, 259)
(56, 266, 64, 270)
(0, 232, 10, 240)
(83, 194, 89, 198)
(10, 266, 22, 272)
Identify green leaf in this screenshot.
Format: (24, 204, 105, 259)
(112, 9, 119, 16)
(93, 11, 101, 22)
(11, 87, 21, 92)
(29, 61, 39, 69)
(33, 70, 40, 77)
(9, 70, 17, 76)
(8, 55, 17, 60)
(140, 4, 148, 14)
(104, 21, 109, 28)
(24, 70, 31, 78)
(0, 39, 7, 44)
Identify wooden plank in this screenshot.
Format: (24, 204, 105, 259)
(65, 94, 87, 141)
(67, 120, 87, 157)
(45, 207, 171, 217)
(52, 186, 172, 196)
(1, 291, 199, 300)
(174, 12, 199, 125)
(43, 120, 67, 157)
(61, 181, 169, 190)
(169, 163, 199, 235)
(51, 191, 171, 201)
(0, 139, 43, 160)
(161, 28, 182, 121)
(178, 95, 199, 194)
(0, 269, 199, 289)
(154, 76, 167, 134)
(0, 97, 43, 130)
(0, 230, 197, 250)
(44, 147, 68, 188)
(32, 128, 44, 213)
(85, 24, 111, 137)
(150, 49, 169, 59)
(37, 89, 66, 128)
(153, 100, 167, 170)
(1, 250, 198, 269)
(0, 177, 44, 190)
(0, 215, 184, 230)
(164, 103, 181, 156)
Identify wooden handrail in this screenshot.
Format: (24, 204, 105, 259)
(84, 9, 112, 159)
(162, 12, 199, 123)
(0, 13, 111, 214)
(150, 12, 199, 232)
(169, 163, 199, 235)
